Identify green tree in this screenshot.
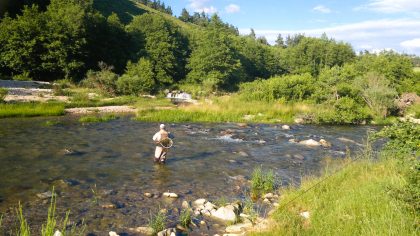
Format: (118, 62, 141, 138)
(187, 29, 243, 92)
(117, 58, 155, 95)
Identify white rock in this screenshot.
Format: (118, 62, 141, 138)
(225, 222, 253, 233)
(282, 125, 291, 130)
(273, 202, 280, 207)
(319, 139, 332, 148)
(53, 230, 63, 236)
(182, 200, 190, 209)
(263, 198, 271, 204)
(144, 192, 153, 198)
(300, 211, 310, 219)
(109, 231, 119, 236)
(288, 139, 298, 143)
(299, 139, 321, 146)
(193, 198, 207, 207)
(163, 192, 178, 198)
(263, 193, 274, 199)
(204, 201, 217, 211)
(200, 220, 206, 225)
(212, 206, 237, 222)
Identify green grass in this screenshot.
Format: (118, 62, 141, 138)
(148, 211, 166, 235)
(406, 103, 420, 119)
(0, 103, 65, 118)
(413, 67, 420, 72)
(135, 96, 312, 124)
(17, 202, 30, 236)
(179, 209, 192, 228)
(252, 156, 418, 236)
(79, 114, 118, 123)
(251, 167, 276, 199)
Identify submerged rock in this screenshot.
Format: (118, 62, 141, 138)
(163, 192, 178, 198)
(282, 125, 291, 130)
(299, 139, 321, 146)
(36, 191, 53, 200)
(129, 226, 153, 235)
(319, 139, 332, 148)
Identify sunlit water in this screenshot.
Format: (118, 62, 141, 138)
(0, 116, 376, 235)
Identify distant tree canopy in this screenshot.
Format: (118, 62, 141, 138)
(0, 0, 417, 101)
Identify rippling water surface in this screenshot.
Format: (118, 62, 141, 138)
(0, 116, 376, 235)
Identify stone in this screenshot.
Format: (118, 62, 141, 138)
(163, 192, 178, 198)
(212, 206, 237, 222)
(157, 228, 176, 236)
(144, 192, 153, 198)
(288, 139, 298, 143)
(109, 231, 119, 236)
(299, 139, 321, 146)
(238, 151, 249, 157)
(294, 118, 304, 124)
(181, 200, 190, 209)
(293, 154, 305, 160)
(129, 226, 153, 235)
(282, 125, 291, 130)
(237, 123, 248, 128)
(300, 211, 310, 219)
(258, 140, 266, 144)
(273, 202, 280, 207)
(319, 139, 332, 148)
(193, 198, 207, 207)
(263, 198, 271, 204)
(225, 223, 253, 233)
(263, 193, 274, 199)
(36, 191, 53, 200)
(101, 204, 116, 209)
(159, 208, 168, 214)
(53, 230, 63, 236)
(200, 220, 206, 225)
(204, 201, 216, 211)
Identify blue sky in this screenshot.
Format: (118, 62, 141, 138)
(164, 0, 420, 55)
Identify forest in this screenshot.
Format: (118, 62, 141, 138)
(0, 0, 419, 124)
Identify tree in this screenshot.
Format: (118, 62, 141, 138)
(187, 29, 243, 91)
(117, 58, 155, 95)
(249, 28, 256, 39)
(179, 8, 191, 22)
(275, 34, 285, 48)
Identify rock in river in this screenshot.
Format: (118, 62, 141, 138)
(163, 192, 178, 198)
(282, 125, 291, 130)
(36, 191, 53, 200)
(212, 206, 237, 222)
(299, 139, 321, 146)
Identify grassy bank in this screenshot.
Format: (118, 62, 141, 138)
(136, 96, 314, 123)
(253, 158, 417, 235)
(0, 103, 65, 118)
(251, 121, 419, 236)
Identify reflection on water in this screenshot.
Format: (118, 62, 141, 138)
(0, 116, 376, 234)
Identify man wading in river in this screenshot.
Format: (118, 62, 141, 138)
(152, 124, 174, 164)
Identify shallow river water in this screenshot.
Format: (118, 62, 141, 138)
(0, 116, 376, 235)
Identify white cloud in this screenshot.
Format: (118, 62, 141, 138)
(239, 18, 420, 55)
(225, 4, 240, 14)
(188, 0, 218, 14)
(312, 5, 331, 13)
(401, 38, 420, 50)
(356, 0, 420, 13)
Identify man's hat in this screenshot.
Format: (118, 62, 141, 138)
(160, 124, 165, 129)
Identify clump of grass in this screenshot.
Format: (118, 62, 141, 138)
(251, 167, 275, 199)
(179, 209, 192, 228)
(213, 196, 229, 207)
(0, 103, 65, 118)
(79, 114, 118, 123)
(242, 197, 259, 223)
(148, 211, 166, 235)
(17, 202, 30, 236)
(41, 188, 57, 236)
(0, 88, 8, 102)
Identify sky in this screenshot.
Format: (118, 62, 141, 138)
(164, 0, 420, 55)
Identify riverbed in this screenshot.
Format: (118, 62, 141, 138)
(0, 116, 376, 235)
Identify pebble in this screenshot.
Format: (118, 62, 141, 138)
(163, 192, 179, 198)
(144, 192, 153, 198)
(182, 200, 190, 209)
(282, 125, 291, 130)
(263, 198, 271, 204)
(200, 220, 206, 225)
(109, 231, 119, 236)
(101, 204, 116, 209)
(263, 193, 274, 199)
(53, 230, 63, 236)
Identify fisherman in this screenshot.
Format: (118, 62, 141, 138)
(152, 124, 174, 164)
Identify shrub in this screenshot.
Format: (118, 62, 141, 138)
(52, 79, 74, 96)
(81, 63, 118, 96)
(117, 58, 155, 95)
(239, 74, 314, 102)
(0, 88, 8, 103)
(251, 167, 276, 199)
(12, 72, 32, 81)
(148, 211, 166, 234)
(316, 97, 371, 124)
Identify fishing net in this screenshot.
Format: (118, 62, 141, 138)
(159, 138, 173, 148)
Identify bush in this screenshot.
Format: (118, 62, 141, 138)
(13, 72, 32, 81)
(81, 63, 118, 96)
(0, 88, 8, 103)
(251, 167, 276, 199)
(316, 97, 371, 124)
(239, 74, 314, 102)
(117, 59, 155, 95)
(148, 211, 166, 234)
(53, 79, 75, 96)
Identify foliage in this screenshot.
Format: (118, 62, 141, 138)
(0, 103, 65, 118)
(251, 167, 275, 199)
(353, 72, 398, 118)
(179, 209, 192, 228)
(81, 64, 118, 96)
(239, 74, 314, 102)
(17, 202, 30, 236)
(78, 114, 118, 123)
(117, 58, 155, 95)
(148, 211, 166, 235)
(41, 189, 57, 236)
(315, 97, 371, 124)
(0, 88, 7, 103)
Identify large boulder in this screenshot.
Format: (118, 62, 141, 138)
(212, 206, 237, 222)
(299, 139, 321, 146)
